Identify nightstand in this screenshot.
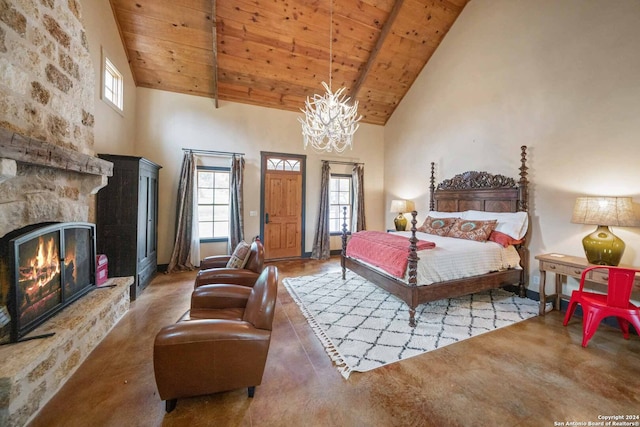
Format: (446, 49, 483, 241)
(535, 253, 640, 316)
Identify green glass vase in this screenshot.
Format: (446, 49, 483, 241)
(394, 214, 407, 231)
(582, 225, 625, 266)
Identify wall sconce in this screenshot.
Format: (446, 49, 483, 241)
(390, 199, 415, 231)
(571, 197, 637, 266)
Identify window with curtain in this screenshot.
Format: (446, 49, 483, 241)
(329, 174, 352, 233)
(197, 166, 230, 242)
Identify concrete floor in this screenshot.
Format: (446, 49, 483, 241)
(29, 257, 640, 427)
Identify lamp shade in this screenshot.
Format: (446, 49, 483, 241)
(571, 197, 636, 226)
(390, 200, 415, 213)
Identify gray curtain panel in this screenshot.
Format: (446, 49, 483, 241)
(352, 163, 366, 231)
(167, 152, 197, 273)
(228, 155, 245, 254)
(311, 161, 331, 260)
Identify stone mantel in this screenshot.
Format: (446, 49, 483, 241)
(0, 127, 114, 238)
(0, 127, 113, 181)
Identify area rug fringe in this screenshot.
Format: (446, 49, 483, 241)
(283, 279, 353, 379)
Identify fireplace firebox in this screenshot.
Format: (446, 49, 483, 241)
(0, 222, 96, 344)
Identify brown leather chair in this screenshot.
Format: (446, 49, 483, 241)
(153, 266, 278, 413)
(195, 238, 264, 288)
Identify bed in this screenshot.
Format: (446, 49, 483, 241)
(341, 146, 530, 327)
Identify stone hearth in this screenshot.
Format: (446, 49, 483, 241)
(0, 277, 132, 427)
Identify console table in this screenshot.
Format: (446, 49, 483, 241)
(535, 253, 640, 316)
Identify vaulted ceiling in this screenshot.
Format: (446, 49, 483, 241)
(109, 0, 470, 126)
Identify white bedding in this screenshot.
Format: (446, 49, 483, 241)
(353, 231, 522, 286)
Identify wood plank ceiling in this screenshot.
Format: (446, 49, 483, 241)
(109, 0, 470, 126)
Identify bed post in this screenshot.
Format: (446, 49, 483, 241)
(407, 211, 419, 327)
(517, 145, 529, 298)
(518, 146, 528, 213)
(429, 162, 435, 211)
(341, 206, 348, 280)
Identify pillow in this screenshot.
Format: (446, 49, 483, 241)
(226, 241, 252, 268)
(488, 231, 524, 247)
(446, 219, 497, 242)
(461, 210, 528, 240)
(417, 216, 457, 236)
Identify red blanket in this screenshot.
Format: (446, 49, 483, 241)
(345, 231, 436, 278)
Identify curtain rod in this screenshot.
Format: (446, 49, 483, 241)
(322, 160, 364, 166)
(182, 148, 245, 157)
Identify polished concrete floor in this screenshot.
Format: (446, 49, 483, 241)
(30, 257, 640, 427)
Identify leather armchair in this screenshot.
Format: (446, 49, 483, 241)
(153, 266, 278, 413)
(195, 238, 264, 288)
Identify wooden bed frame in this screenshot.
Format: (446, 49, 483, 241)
(341, 146, 530, 327)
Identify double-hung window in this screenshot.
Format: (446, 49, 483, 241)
(329, 174, 352, 233)
(197, 167, 230, 242)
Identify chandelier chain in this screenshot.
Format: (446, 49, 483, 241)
(329, 0, 332, 91)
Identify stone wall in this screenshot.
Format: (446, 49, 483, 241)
(0, 0, 101, 237)
(0, 0, 95, 150)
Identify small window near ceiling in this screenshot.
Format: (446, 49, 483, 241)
(101, 48, 123, 113)
(197, 167, 230, 242)
(329, 174, 352, 233)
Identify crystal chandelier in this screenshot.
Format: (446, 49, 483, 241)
(298, 1, 361, 153)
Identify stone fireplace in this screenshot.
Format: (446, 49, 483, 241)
(0, 1, 131, 425)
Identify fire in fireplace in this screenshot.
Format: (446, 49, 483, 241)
(0, 222, 97, 343)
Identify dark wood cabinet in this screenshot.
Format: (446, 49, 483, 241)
(96, 155, 161, 300)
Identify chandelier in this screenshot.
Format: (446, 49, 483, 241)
(298, 1, 361, 153)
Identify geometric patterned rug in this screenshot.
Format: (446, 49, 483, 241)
(283, 271, 543, 379)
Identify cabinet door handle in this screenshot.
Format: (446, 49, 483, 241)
(574, 269, 581, 275)
(549, 265, 556, 270)
(602, 275, 608, 281)
(265, 213, 270, 224)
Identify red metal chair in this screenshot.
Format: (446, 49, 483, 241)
(563, 265, 640, 347)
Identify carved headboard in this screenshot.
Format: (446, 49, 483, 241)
(429, 146, 529, 214)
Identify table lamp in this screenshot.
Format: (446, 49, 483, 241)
(571, 196, 636, 266)
(390, 199, 415, 231)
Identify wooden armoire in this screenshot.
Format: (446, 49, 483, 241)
(96, 155, 161, 300)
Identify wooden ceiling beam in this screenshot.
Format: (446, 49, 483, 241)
(349, 0, 405, 100)
(212, 0, 218, 108)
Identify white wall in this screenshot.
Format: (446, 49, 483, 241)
(385, 0, 640, 293)
(81, 0, 137, 155)
(134, 88, 385, 264)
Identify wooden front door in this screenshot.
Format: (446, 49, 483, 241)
(261, 153, 305, 260)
